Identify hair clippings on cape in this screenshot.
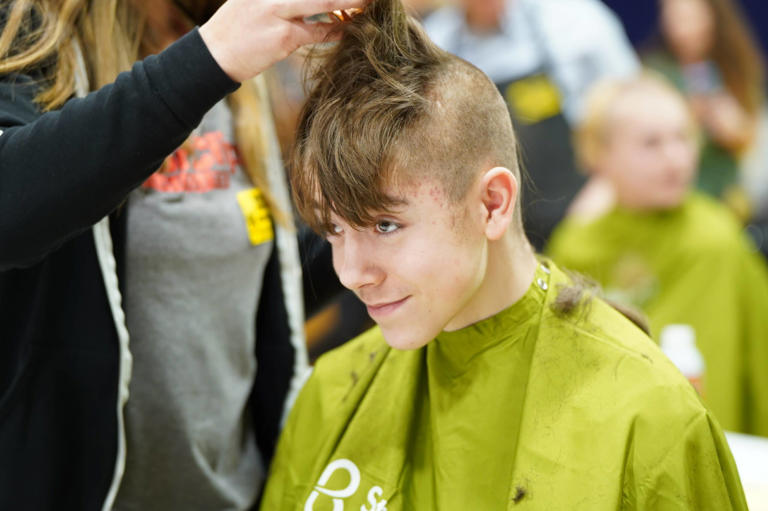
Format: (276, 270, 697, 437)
(304, 7, 363, 23)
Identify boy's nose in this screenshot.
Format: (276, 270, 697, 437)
(333, 237, 384, 291)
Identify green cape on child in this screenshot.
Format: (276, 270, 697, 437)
(548, 192, 768, 436)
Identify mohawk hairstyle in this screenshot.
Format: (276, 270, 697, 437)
(291, 0, 520, 235)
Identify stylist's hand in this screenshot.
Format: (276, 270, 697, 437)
(199, 0, 365, 82)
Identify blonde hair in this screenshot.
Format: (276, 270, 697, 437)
(575, 73, 697, 172)
(0, 0, 143, 110)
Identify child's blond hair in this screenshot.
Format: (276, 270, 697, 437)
(574, 72, 698, 173)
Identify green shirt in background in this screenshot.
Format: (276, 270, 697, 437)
(261, 262, 746, 509)
(547, 193, 768, 436)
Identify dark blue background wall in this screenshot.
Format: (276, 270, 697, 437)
(602, 0, 768, 59)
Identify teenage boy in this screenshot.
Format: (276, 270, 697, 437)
(260, 0, 747, 509)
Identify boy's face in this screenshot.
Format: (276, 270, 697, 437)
(326, 178, 490, 350)
(597, 89, 697, 210)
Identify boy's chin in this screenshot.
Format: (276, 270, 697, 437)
(379, 324, 437, 351)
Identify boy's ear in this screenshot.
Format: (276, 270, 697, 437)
(479, 167, 517, 241)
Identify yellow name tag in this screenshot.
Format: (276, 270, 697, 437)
(505, 75, 562, 124)
(237, 188, 274, 246)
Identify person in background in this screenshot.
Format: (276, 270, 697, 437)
(260, 1, 747, 508)
(0, 0, 364, 508)
(547, 74, 768, 437)
(422, 0, 639, 249)
(643, 0, 766, 218)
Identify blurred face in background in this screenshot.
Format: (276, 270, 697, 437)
(462, 0, 509, 32)
(660, 0, 715, 63)
(594, 87, 698, 211)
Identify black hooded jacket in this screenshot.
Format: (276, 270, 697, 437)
(0, 29, 302, 510)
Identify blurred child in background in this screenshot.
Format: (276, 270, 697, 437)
(547, 74, 768, 437)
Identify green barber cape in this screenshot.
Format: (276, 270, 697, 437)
(547, 193, 768, 436)
(261, 262, 746, 510)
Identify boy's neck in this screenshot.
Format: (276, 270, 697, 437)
(444, 232, 538, 331)
(488, 232, 539, 313)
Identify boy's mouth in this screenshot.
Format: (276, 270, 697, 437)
(365, 296, 410, 318)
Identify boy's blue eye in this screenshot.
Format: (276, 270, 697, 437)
(375, 221, 399, 234)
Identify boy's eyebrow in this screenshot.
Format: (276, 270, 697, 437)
(376, 194, 410, 209)
(370, 198, 410, 216)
